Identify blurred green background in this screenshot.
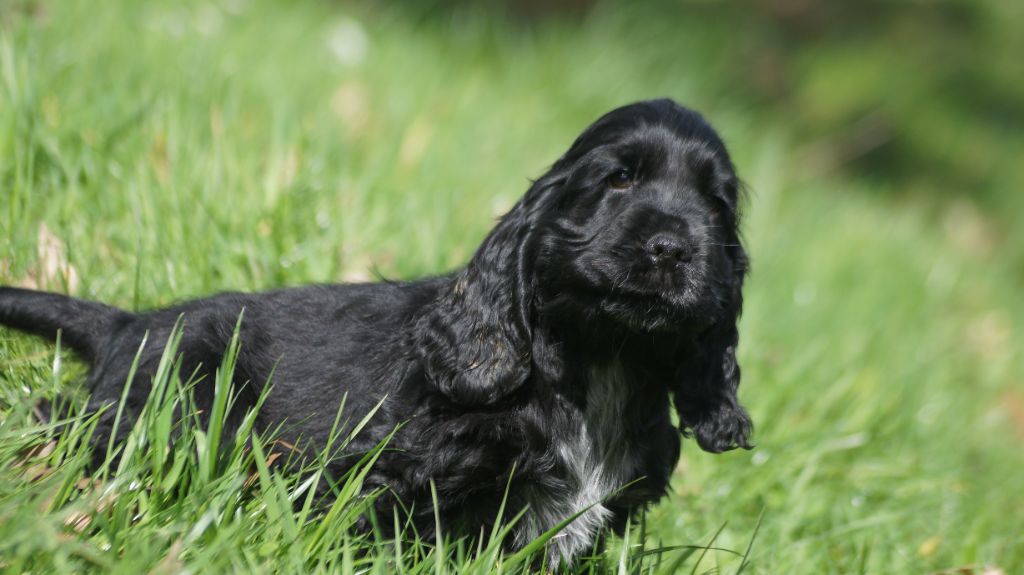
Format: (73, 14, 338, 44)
(1, 0, 1022, 572)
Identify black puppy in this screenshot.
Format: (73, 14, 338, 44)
(0, 99, 751, 564)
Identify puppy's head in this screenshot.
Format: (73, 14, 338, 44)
(526, 100, 752, 452)
(534, 99, 746, 333)
(420, 100, 751, 451)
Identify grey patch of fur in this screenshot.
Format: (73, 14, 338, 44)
(517, 363, 638, 565)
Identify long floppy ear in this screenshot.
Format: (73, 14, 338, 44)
(674, 165, 753, 452)
(674, 247, 752, 452)
(414, 177, 556, 405)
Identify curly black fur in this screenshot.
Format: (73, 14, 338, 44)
(0, 99, 751, 564)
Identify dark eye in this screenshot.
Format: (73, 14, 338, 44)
(607, 168, 634, 190)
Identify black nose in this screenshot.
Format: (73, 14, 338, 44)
(645, 234, 693, 267)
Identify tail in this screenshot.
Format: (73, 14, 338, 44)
(0, 287, 130, 361)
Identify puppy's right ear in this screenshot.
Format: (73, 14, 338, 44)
(413, 190, 545, 405)
(414, 288, 530, 405)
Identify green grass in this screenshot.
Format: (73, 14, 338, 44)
(1, 0, 1022, 572)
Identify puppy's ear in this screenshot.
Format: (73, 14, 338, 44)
(674, 247, 753, 453)
(414, 179, 555, 405)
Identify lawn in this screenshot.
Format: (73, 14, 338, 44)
(1, 0, 1022, 572)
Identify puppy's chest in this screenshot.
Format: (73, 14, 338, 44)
(519, 364, 641, 558)
(558, 365, 639, 492)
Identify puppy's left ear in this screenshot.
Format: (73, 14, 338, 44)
(675, 233, 753, 453)
(675, 319, 752, 453)
(414, 179, 555, 406)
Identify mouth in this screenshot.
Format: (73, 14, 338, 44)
(539, 249, 720, 331)
(614, 256, 703, 298)
(602, 258, 727, 328)
(602, 301, 709, 334)
(566, 277, 716, 333)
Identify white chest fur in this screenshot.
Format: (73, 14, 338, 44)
(519, 363, 639, 563)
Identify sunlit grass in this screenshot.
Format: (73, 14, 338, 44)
(1, 0, 1022, 572)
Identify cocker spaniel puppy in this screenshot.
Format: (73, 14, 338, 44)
(0, 99, 751, 564)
